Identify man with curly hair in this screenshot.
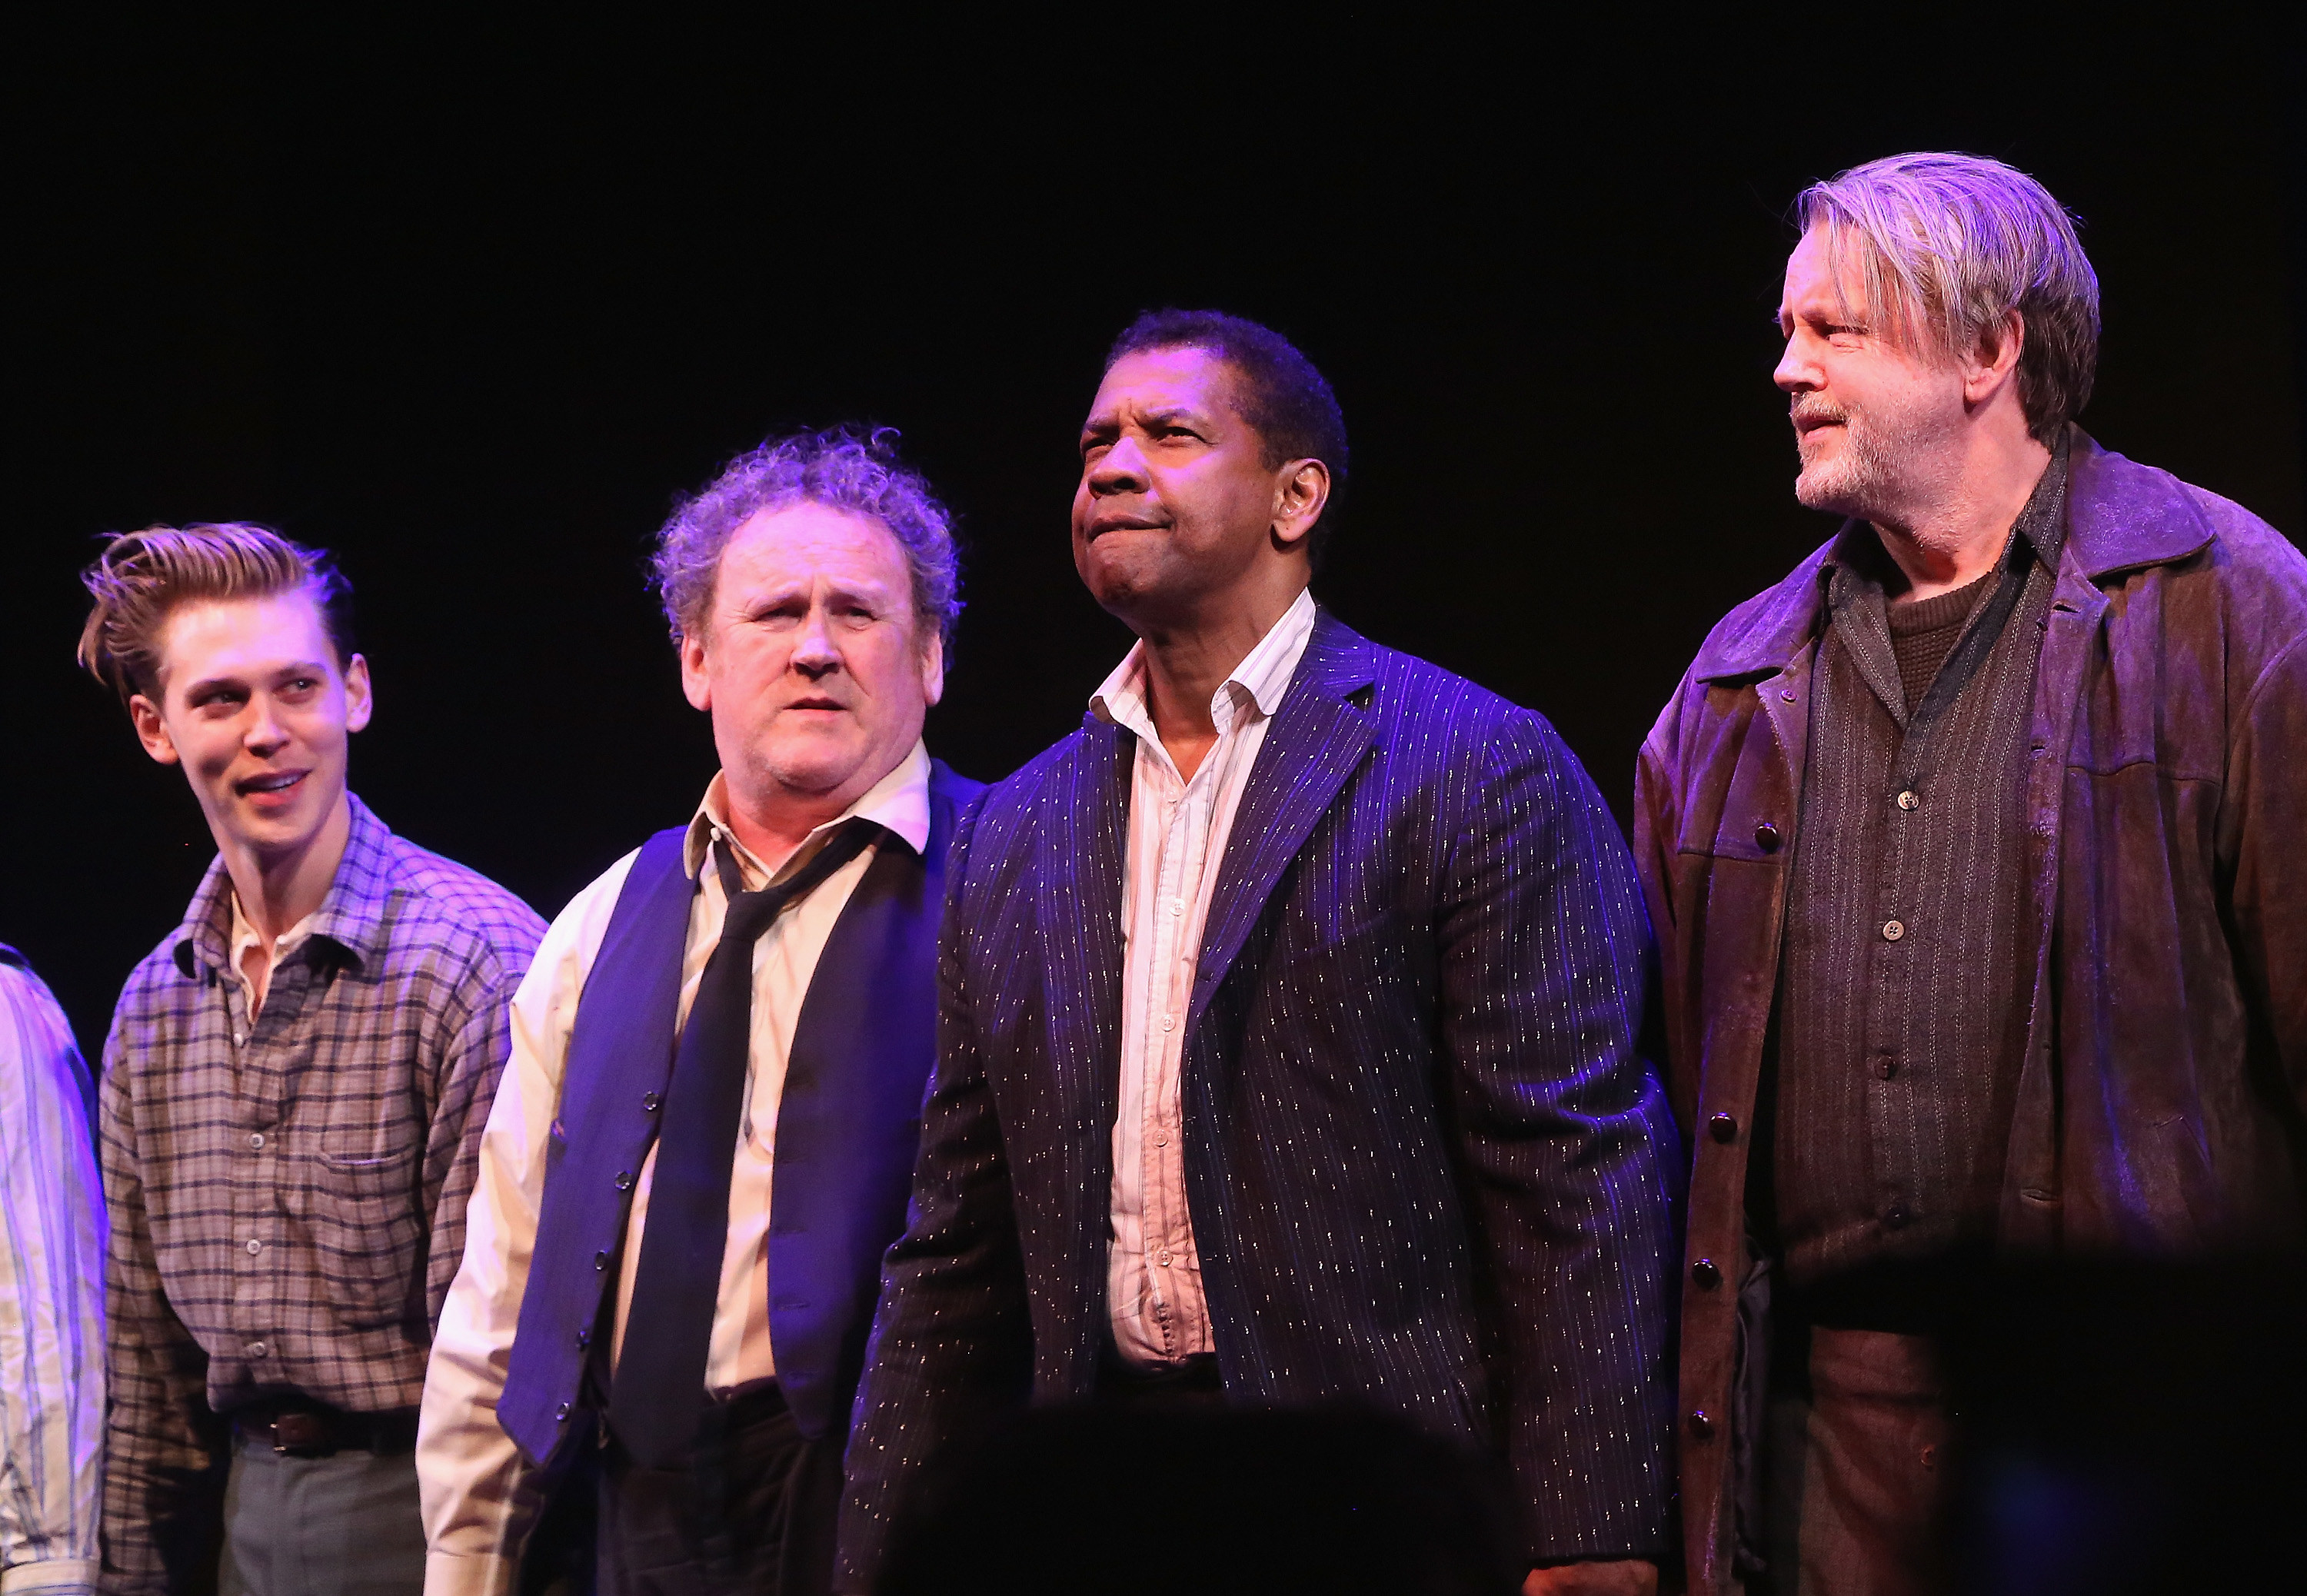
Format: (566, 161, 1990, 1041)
(418, 427, 982, 1596)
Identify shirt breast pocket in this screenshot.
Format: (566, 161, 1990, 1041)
(302, 1133, 427, 1330)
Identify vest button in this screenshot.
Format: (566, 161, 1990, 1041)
(614, 1171, 633, 1192)
(1708, 1112, 1738, 1143)
(1753, 822, 1781, 853)
(1690, 1258, 1723, 1289)
(642, 1092, 663, 1112)
(1688, 1409, 1715, 1441)
(594, 1250, 609, 1272)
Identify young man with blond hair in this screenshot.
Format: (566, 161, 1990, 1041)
(1638, 154, 2307, 1594)
(81, 525, 544, 1596)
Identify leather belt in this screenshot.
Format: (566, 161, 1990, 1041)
(231, 1402, 420, 1458)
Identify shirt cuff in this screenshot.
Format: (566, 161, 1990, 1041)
(0, 1558, 98, 1594)
(421, 1551, 518, 1596)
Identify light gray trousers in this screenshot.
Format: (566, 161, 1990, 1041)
(218, 1433, 426, 1596)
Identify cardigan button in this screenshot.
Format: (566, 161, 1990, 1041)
(1690, 1258, 1723, 1289)
(1708, 1112, 1738, 1144)
(1753, 822, 1781, 853)
(1688, 1409, 1715, 1441)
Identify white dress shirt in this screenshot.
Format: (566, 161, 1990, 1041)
(416, 745, 932, 1596)
(1091, 587, 1318, 1368)
(0, 955, 105, 1596)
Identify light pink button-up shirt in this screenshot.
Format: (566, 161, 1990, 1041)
(1089, 588, 1318, 1368)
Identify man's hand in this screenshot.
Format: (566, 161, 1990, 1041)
(1523, 1560, 1658, 1596)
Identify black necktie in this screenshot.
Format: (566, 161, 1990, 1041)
(608, 820, 877, 1467)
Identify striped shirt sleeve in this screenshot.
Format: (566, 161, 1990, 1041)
(0, 956, 105, 1595)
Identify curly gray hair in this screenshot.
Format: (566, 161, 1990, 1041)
(652, 425, 963, 650)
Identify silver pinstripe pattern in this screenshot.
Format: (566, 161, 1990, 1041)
(837, 612, 1680, 1581)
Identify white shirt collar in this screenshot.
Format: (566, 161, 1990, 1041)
(683, 739, 934, 884)
(227, 892, 318, 993)
(1089, 587, 1320, 743)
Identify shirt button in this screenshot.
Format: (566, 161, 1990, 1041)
(1884, 1204, 1913, 1230)
(233, 1032, 246, 1047)
(248, 1341, 268, 1358)
(594, 1250, 611, 1272)
(642, 1092, 663, 1112)
(614, 1171, 633, 1192)
(1689, 1409, 1716, 1440)
(1160, 1015, 1177, 1032)
(1883, 919, 1906, 942)
(557, 1401, 571, 1421)
(1154, 1135, 1168, 1149)
(1170, 899, 1183, 916)
(1157, 1250, 1172, 1265)
(578, 1326, 591, 1348)
(245, 1239, 263, 1256)
(1707, 1112, 1738, 1143)
(1690, 1258, 1723, 1289)
(1875, 1056, 1899, 1081)
(248, 1132, 265, 1150)
(1896, 790, 1921, 811)
(1753, 822, 1781, 853)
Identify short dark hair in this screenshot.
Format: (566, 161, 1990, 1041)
(1105, 308, 1349, 564)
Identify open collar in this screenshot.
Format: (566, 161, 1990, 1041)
(682, 740, 933, 886)
(173, 792, 397, 978)
(1694, 427, 2206, 684)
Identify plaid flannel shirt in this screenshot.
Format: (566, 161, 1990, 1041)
(97, 796, 543, 1594)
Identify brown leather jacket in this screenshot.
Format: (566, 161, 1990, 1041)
(1633, 431, 2307, 1591)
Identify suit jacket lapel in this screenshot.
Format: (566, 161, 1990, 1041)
(1037, 717, 1130, 1151)
(1190, 613, 1378, 1033)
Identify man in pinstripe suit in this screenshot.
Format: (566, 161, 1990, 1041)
(837, 310, 1681, 1594)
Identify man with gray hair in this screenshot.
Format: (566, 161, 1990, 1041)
(418, 427, 982, 1596)
(1637, 152, 2307, 1593)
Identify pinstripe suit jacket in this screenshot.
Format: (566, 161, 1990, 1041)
(838, 611, 1680, 1579)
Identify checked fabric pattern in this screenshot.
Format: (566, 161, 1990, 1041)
(97, 796, 544, 1594)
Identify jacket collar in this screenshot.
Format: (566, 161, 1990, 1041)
(1693, 427, 2212, 683)
(174, 792, 396, 978)
(2061, 427, 2216, 579)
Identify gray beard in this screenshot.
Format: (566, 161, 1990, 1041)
(1790, 417, 1901, 517)
(1793, 403, 1946, 524)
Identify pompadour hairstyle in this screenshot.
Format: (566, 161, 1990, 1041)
(652, 424, 963, 651)
(77, 523, 356, 706)
(1105, 308, 1350, 563)
(1797, 151, 2101, 443)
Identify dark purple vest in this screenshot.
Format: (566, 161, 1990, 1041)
(498, 763, 977, 1467)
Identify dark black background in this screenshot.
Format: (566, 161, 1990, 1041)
(8, 18, 2302, 1058)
